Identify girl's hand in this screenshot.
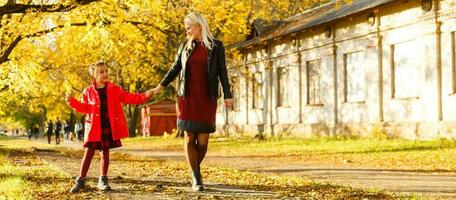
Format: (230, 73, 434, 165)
(65, 96, 73, 106)
(224, 98, 234, 110)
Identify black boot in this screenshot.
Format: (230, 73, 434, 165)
(70, 177, 86, 193)
(191, 170, 204, 191)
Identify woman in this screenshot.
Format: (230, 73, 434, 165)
(151, 12, 234, 191)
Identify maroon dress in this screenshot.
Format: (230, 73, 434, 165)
(83, 86, 122, 150)
(177, 41, 218, 133)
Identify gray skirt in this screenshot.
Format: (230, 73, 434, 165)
(177, 119, 216, 133)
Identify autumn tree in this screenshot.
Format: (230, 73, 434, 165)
(0, 0, 338, 136)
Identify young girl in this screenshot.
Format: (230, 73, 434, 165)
(66, 61, 154, 193)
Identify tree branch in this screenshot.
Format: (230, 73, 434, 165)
(0, 85, 9, 92)
(0, 22, 87, 63)
(0, 0, 100, 16)
(127, 20, 174, 35)
(0, 19, 169, 64)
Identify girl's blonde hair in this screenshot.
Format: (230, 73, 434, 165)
(182, 12, 214, 63)
(88, 61, 108, 77)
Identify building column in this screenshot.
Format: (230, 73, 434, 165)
(243, 53, 249, 125)
(434, 0, 443, 121)
(266, 42, 275, 136)
(376, 10, 384, 122)
(295, 35, 303, 123)
(332, 25, 338, 136)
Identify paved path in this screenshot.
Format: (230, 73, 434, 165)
(34, 148, 276, 199)
(116, 149, 456, 198)
(23, 137, 456, 198)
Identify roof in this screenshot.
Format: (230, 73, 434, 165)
(233, 0, 396, 49)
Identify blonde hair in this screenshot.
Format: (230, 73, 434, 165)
(182, 13, 214, 64)
(88, 61, 108, 77)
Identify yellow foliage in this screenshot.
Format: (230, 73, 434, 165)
(0, 0, 341, 127)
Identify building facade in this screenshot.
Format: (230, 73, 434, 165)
(215, 0, 456, 139)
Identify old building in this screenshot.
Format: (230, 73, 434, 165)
(215, 0, 456, 139)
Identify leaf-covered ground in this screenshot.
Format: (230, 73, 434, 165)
(0, 136, 408, 199)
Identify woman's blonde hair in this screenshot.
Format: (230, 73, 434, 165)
(88, 61, 108, 77)
(183, 12, 214, 54)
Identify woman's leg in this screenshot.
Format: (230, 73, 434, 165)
(79, 148, 96, 178)
(196, 133, 209, 169)
(100, 149, 109, 176)
(184, 132, 198, 172)
(185, 132, 205, 191)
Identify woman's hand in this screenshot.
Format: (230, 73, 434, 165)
(145, 89, 155, 99)
(151, 85, 163, 97)
(224, 98, 234, 110)
(145, 85, 163, 99)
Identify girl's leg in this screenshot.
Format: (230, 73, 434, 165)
(100, 149, 109, 176)
(98, 149, 111, 191)
(184, 132, 198, 172)
(70, 147, 95, 193)
(196, 133, 209, 169)
(79, 148, 96, 178)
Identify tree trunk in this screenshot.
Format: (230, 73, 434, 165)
(127, 79, 143, 137)
(128, 105, 139, 137)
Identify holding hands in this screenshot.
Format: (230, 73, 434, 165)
(146, 85, 163, 99)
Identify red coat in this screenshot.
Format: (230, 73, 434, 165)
(68, 82, 149, 142)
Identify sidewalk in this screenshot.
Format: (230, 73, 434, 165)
(26, 136, 456, 198)
(115, 149, 456, 198)
(34, 148, 275, 199)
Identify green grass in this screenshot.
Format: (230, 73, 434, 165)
(0, 177, 31, 199)
(0, 147, 71, 199)
(122, 135, 184, 151)
(120, 136, 456, 172)
(0, 148, 33, 199)
(121, 136, 456, 155)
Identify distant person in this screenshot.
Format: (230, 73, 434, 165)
(55, 119, 62, 145)
(46, 121, 53, 144)
(27, 128, 32, 140)
(66, 61, 155, 193)
(75, 121, 83, 142)
(63, 121, 71, 143)
(33, 125, 39, 139)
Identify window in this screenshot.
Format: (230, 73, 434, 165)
(277, 67, 289, 106)
(344, 51, 366, 102)
(251, 72, 263, 109)
(307, 60, 322, 105)
(391, 41, 420, 98)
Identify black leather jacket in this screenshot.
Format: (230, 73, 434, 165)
(160, 39, 233, 100)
